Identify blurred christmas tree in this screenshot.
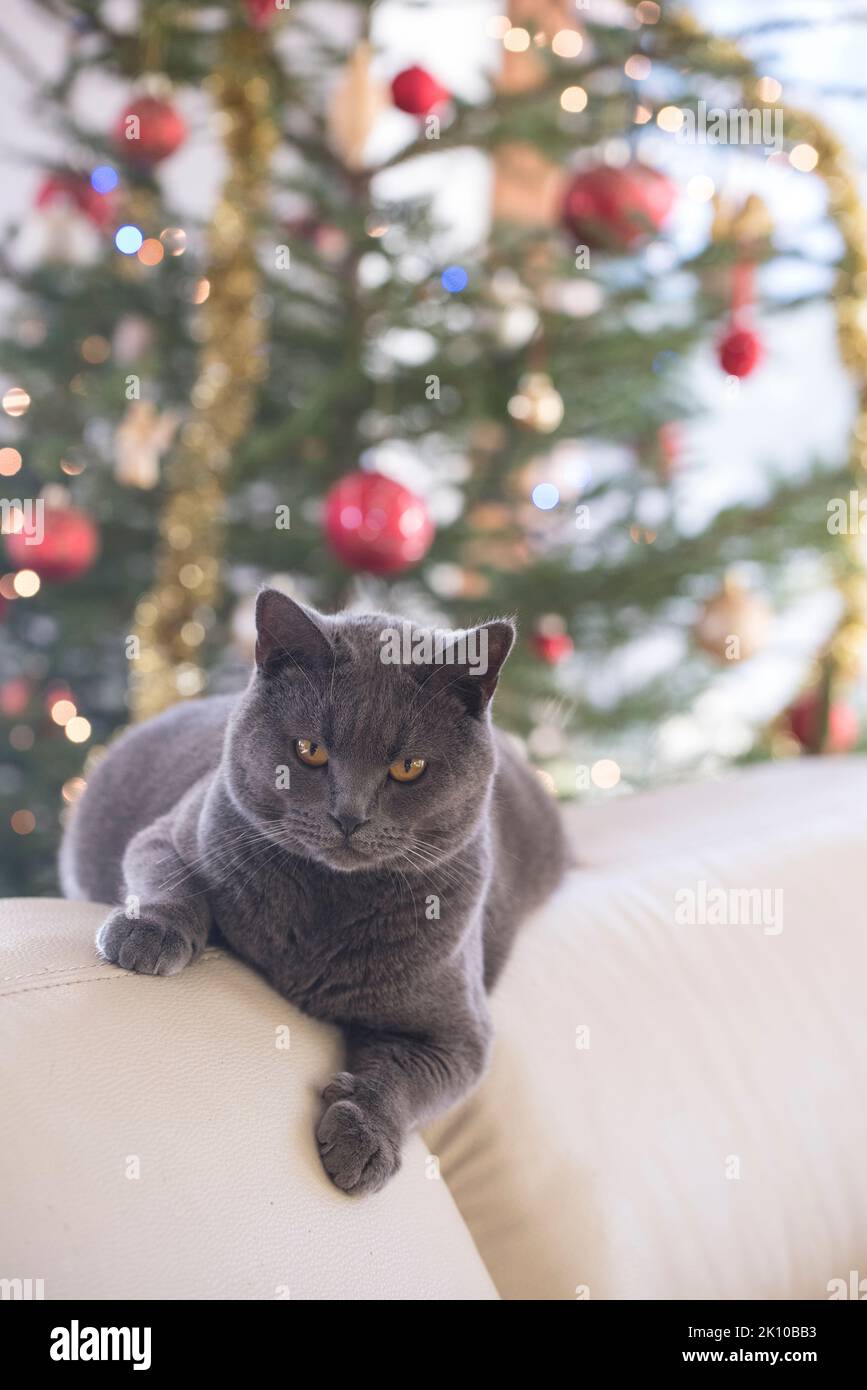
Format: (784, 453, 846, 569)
(1, 0, 865, 894)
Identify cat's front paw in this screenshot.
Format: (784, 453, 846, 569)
(317, 1078, 401, 1195)
(96, 908, 193, 977)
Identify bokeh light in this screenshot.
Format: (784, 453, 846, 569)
(12, 570, 40, 598)
(790, 143, 819, 172)
(62, 776, 87, 804)
(756, 75, 782, 102)
(657, 105, 685, 132)
(11, 809, 36, 835)
(80, 335, 110, 364)
(441, 265, 468, 293)
(503, 27, 530, 52)
(64, 716, 92, 744)
(561, 87, 588, 113)
(49, 698, 77, 727)
(2, 386, 31, 417)
(624, 55, 652, 80)
(591, 759, 622, 790)
(115, 224, 144, 255)
(160, 227, 187, 256)
(90, 165, 118, 193)
(0, 447, 22, 476)
(552, 30, 583, 58)
(138, 238, 165, 266)
(532, 483, 560, 510)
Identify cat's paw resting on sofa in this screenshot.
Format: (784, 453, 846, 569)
(96, 907, 198, 977)
(64, 588, 568, 1195)
(317, 1086, 402, 1195)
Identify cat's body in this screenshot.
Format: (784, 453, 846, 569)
(62, 592, 568, 1193)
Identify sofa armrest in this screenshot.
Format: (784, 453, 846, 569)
(0, 898, 496, 1301)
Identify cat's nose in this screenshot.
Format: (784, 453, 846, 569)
(328, 812, 367, 839)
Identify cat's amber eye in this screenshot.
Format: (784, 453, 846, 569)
(295, 738, 329, 767)
(389, 757, 427, 783)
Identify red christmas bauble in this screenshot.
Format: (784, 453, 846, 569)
(244, 0, 281, 25)
(561, 163, 676, 250)
(391, 66, 450, 116)
(5, 506, 99, 582)
(324, 471, 434, 575)
(285, 215, 348, 262)
(786, 691, 859, 753)
(0, 677, 29, 717)
(718, 325, 763, 378)
(35, 173, 118, 231)
(113, 97, 187, 166)
(656, 421, 681, 479)
(532, 631, 574, 664)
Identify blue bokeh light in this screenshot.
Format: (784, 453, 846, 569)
(115, 224, 143, 255)
(652, 349, 678, 374)
(532, 483, 560, 511)
(441, 265, 468, 293)
(91, 165, 118, 194)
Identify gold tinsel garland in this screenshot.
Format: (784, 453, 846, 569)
(774, 108, 867, 718)
(129, 32, 276, 721)
(672, 12, 867, 750)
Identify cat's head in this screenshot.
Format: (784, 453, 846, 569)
(223, 588, 514, 873)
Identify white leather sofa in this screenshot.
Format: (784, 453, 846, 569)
(2, 757, 866, 1300)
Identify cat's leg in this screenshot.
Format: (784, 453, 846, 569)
(96, 812, 211, 977)
(317, 996, 492, 1195)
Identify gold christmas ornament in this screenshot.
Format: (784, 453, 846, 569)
(428, 563, 491, 600)
(461, 532, 530, 572)
(694, 576, 771, 663)
(466, 502, 514, 532)
(470, 420, 508, 454)
(327, 41, 388, 171)
(507, 372, 564, 433)
(493, 142, 565, 229)
(115, 401, 179, 489)
(129, 31, 277, 721)
(711, 193, 773, 247)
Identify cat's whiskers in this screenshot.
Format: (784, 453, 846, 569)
(176, 828, 299, 902)
(232, 835, 295, 903)
(395, 844, 469, 899)
(151, 818, 289, 875)
(154, 820, 298, 896)
(389, 855, 421, 936)
(404, 839, 476, 892)
(152, 831, 275, 893)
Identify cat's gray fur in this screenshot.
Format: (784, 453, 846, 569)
(61, 590, 568, 1194)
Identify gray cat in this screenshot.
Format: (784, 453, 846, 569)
(61, 590, 568, 1194)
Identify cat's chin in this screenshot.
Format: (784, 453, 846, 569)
(314, 841, 380, 874)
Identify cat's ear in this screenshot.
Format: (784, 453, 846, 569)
(413, 619, 515, 717)
(254, 588, 332, 676)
